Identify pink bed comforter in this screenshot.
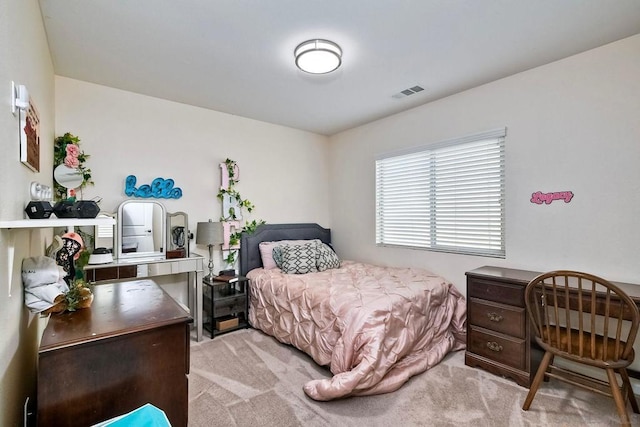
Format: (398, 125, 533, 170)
(247, 260, 466, 401)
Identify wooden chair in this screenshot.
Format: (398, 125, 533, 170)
(522, 270, 640, 426)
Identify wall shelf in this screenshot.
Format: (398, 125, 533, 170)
(0, 217, 116, 229)
(0, 217, 117, 298)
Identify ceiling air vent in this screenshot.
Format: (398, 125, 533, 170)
(392, 85, 425, 99)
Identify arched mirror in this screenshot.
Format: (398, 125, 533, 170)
(117, 200, 166, 261)
(167, 211, 189, 258)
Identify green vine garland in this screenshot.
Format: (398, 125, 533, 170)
(217, 158, 264, 265)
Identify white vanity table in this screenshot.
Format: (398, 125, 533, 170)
(83, 200, 206, 342)
(83, 255, 205, 341)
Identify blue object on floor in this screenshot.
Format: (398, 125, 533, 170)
(92, 403, 171, 426)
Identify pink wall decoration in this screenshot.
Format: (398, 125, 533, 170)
(530, 191, 574, 205)
(222, 220, 241, 250)
(220, 161, 240, 250)
(219, 162, 240, 190)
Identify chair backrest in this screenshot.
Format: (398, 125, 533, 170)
(524, 270, 640, 368)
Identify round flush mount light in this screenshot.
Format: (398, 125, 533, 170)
(294, 39, 342, 74)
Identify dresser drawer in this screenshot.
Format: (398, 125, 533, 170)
(468, 326, 526, 370)
(468, 297, 526, 339)
(468, 277, 525, 307)
(86, 265, 137, 282)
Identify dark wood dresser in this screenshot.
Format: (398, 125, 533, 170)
(37, 280, 191, 426)
(465, 266, 544, 388)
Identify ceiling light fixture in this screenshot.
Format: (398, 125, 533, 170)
(295, 39, 342, 74)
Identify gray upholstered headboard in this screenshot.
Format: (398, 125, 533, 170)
(239, 223, 331, 276)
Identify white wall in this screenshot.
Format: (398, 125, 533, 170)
(0, 0, 55, 424)
(328, 34, 640, 377)
(328, 34, 640, 293)
(55, 77, 332, 273)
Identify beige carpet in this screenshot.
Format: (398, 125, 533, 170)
(188, 329, 638, 426)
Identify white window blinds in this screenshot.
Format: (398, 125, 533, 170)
(375, 128, 506, 258)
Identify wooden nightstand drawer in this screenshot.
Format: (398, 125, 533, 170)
(468, 277, 524, 307)
(468, 297, 526, 338)
(468, 326, 526, 370)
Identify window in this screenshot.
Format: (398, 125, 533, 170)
(375, 128, 506, 258)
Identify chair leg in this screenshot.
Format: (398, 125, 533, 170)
(606, 368, 631, 426)
(523, 351, 553, 411)
(619, 368, 639, 414)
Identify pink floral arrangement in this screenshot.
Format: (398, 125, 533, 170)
(54, 132, 93, 201)
(64, 144, 80, 168)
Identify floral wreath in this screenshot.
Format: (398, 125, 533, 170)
(53, 133, 93, 201)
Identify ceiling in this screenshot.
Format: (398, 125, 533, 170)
(38, 1, 640, 136)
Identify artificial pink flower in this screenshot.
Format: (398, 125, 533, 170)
(64, 155, 79, 168)
(66, 144, 80, 158)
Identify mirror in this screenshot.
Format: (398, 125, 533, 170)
(54, 164, 83, 191)
(117, 200, 166, 261)
(94, 212, 116, 254)
(167, 211, 189, 258)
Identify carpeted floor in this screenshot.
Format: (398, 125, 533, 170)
(188, 328, 638, 426)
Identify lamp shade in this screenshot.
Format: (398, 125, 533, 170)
(295, 39, 342, 74)
(196, 220, 224, 245)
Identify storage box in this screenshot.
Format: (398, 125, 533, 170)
(215, 315, 238, 331)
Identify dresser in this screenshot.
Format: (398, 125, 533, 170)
(37, 280, 191, 426)
(465, 266, 640, 388)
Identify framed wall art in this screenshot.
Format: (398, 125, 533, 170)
(20, 96, 40, 172)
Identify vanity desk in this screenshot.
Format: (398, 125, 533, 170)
(84, 255, 205, 341)
(82, 200, 206, 341)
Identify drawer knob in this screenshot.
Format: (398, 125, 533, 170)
(487, 312, 503, 322)
(486, 341, 503, 352)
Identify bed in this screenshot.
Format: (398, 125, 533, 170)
(239, 223, 466, 401)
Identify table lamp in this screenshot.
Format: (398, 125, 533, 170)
(196, 219, 224, 284)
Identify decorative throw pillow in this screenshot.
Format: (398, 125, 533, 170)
(260, 239, 320, 269)
(279, 242, 319, 274)
(316, 242, 341, 271)
(272, 246, 284, 269)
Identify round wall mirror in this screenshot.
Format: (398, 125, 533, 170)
(54, 164, 83, 190)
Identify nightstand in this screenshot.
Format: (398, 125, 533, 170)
(202, 275, 249, 338)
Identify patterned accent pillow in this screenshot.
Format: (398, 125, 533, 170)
(316, 243, 340, 271)
(272, 245, 284, 269)
(279, 242, 319, 274)
(260, 239, 320, 269)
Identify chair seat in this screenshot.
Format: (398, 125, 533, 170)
(541, 327, 632, 365)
